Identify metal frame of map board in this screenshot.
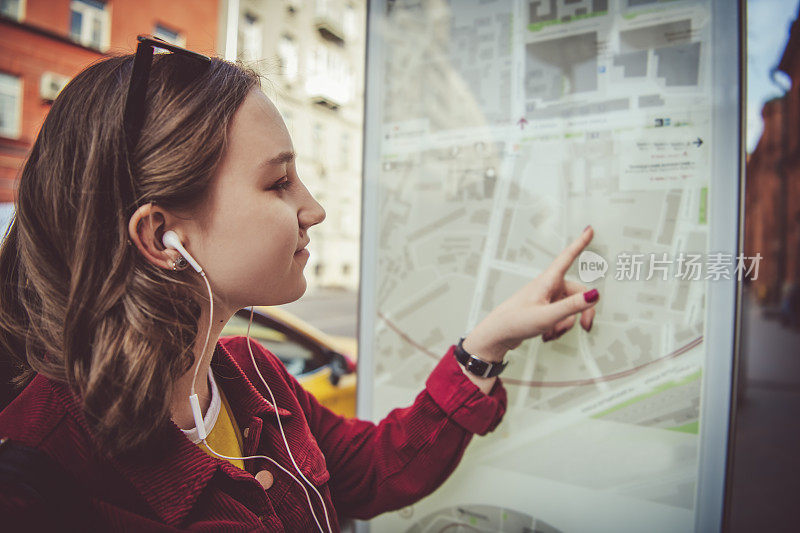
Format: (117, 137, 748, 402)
(694, 0, 743, 531)
(355, 1, 742, 532)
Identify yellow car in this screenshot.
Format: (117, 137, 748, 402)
(221, 306, 358, 417)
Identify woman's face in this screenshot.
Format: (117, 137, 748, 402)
(186, 88, 325, 311)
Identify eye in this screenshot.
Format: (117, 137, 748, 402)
(270, 176, 291, 191)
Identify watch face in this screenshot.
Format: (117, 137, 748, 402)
(466, 358, 488, 375)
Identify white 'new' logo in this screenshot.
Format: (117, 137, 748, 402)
(578, 250, 607, 283)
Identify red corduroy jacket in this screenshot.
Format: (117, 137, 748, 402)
(0, 335, 507, 531)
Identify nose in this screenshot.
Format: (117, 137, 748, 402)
(299, 189, 326, 230)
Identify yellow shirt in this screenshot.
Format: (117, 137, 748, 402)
(198, 383, 246, 471)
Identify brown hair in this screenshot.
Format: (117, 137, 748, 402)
(0, 53, 259, 457)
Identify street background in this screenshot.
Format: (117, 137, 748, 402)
(282, 287, 358, 338)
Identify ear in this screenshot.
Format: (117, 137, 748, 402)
(128, 203, 184, 271)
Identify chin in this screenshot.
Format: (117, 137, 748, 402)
(290, 277, 307, 302)
(270, 277, 307, 306)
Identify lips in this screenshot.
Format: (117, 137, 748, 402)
(295, 240, 310, 253)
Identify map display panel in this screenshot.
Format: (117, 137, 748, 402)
(364, 1, 727, 531)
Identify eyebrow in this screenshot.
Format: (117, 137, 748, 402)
(260, 151, 296, 167)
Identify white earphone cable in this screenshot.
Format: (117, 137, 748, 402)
(245, 305, 333, 533)
(203, 444, 322, 530)
(188, 272, 331, 533)
(190, 272, 213, 398)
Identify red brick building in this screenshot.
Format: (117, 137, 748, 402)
(745, 11, 800, 302)
(0, 0, 220, 205)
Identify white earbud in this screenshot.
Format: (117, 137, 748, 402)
(162, 230, 203, 273)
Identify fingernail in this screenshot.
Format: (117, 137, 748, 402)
(584, 225, 592, 233)
(584, 289, 599, 303)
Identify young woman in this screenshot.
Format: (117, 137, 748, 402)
(0, 38, 599, 531)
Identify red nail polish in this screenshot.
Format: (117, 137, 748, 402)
(584, 289, 599, 303)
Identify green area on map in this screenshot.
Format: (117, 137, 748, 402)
(699, 186, 708, 224)
(528, 10, 607, 32)
(592, 370, 702, 421)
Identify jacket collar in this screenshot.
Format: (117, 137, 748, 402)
(210, 336, 293, 426)
(56, 339, 292, 527)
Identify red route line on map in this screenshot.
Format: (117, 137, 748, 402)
(377, 311, 704, 388)
(437, 523, 483, 533)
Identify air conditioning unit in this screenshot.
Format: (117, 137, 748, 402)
(40, 72, 70, 103)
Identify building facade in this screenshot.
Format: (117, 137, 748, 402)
(0, 0, 219, 228)
(233, 0, 365, 291)
(745, 10, 800, 302)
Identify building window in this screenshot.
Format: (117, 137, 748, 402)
(0, 203, 14, 244)
(69, 0, 109, 51)
(313, 122, 325, 163)
(239, 12, 262, 62)
(340, 131, 350, 169)
(281, 109, 293, 135)
(343, 4, 357, 40)
(278, 35, 298, 82)
(306, 45, 352, 107)
(153, 23, 185, 46)
(0, 73, 22, 139)
(1, 0, 24, 20)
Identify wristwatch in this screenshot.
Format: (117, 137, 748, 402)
(454, 337, 508, 378)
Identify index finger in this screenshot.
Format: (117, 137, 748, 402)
(546, 226, 594, 278)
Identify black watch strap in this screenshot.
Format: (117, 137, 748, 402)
(454, 338, 508, 378)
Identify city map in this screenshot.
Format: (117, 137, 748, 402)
(369, 0, 713, 531)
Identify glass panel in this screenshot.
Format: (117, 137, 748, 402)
(279, 35, 298, 80)
(154, 23, 182, 45)
(344, 5, 357, 38)
(0, 203, 14, 243)
(69, 11, 83, 41)
(282, 110, 293, 134)
(75, 0, 106, 9)
(362, 0, 740, 531)
(0, 0, 21, 19)
(240, 14, 263, 62)
(0, 73, 20, 139)
(0, 94, 9, 131)
(90, 17, 102, 48)
(340, 132, 350, 168)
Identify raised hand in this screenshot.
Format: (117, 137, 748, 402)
(463, 226, 599, 362)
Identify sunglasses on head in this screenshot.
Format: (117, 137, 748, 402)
(122, 34, 212, 155)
